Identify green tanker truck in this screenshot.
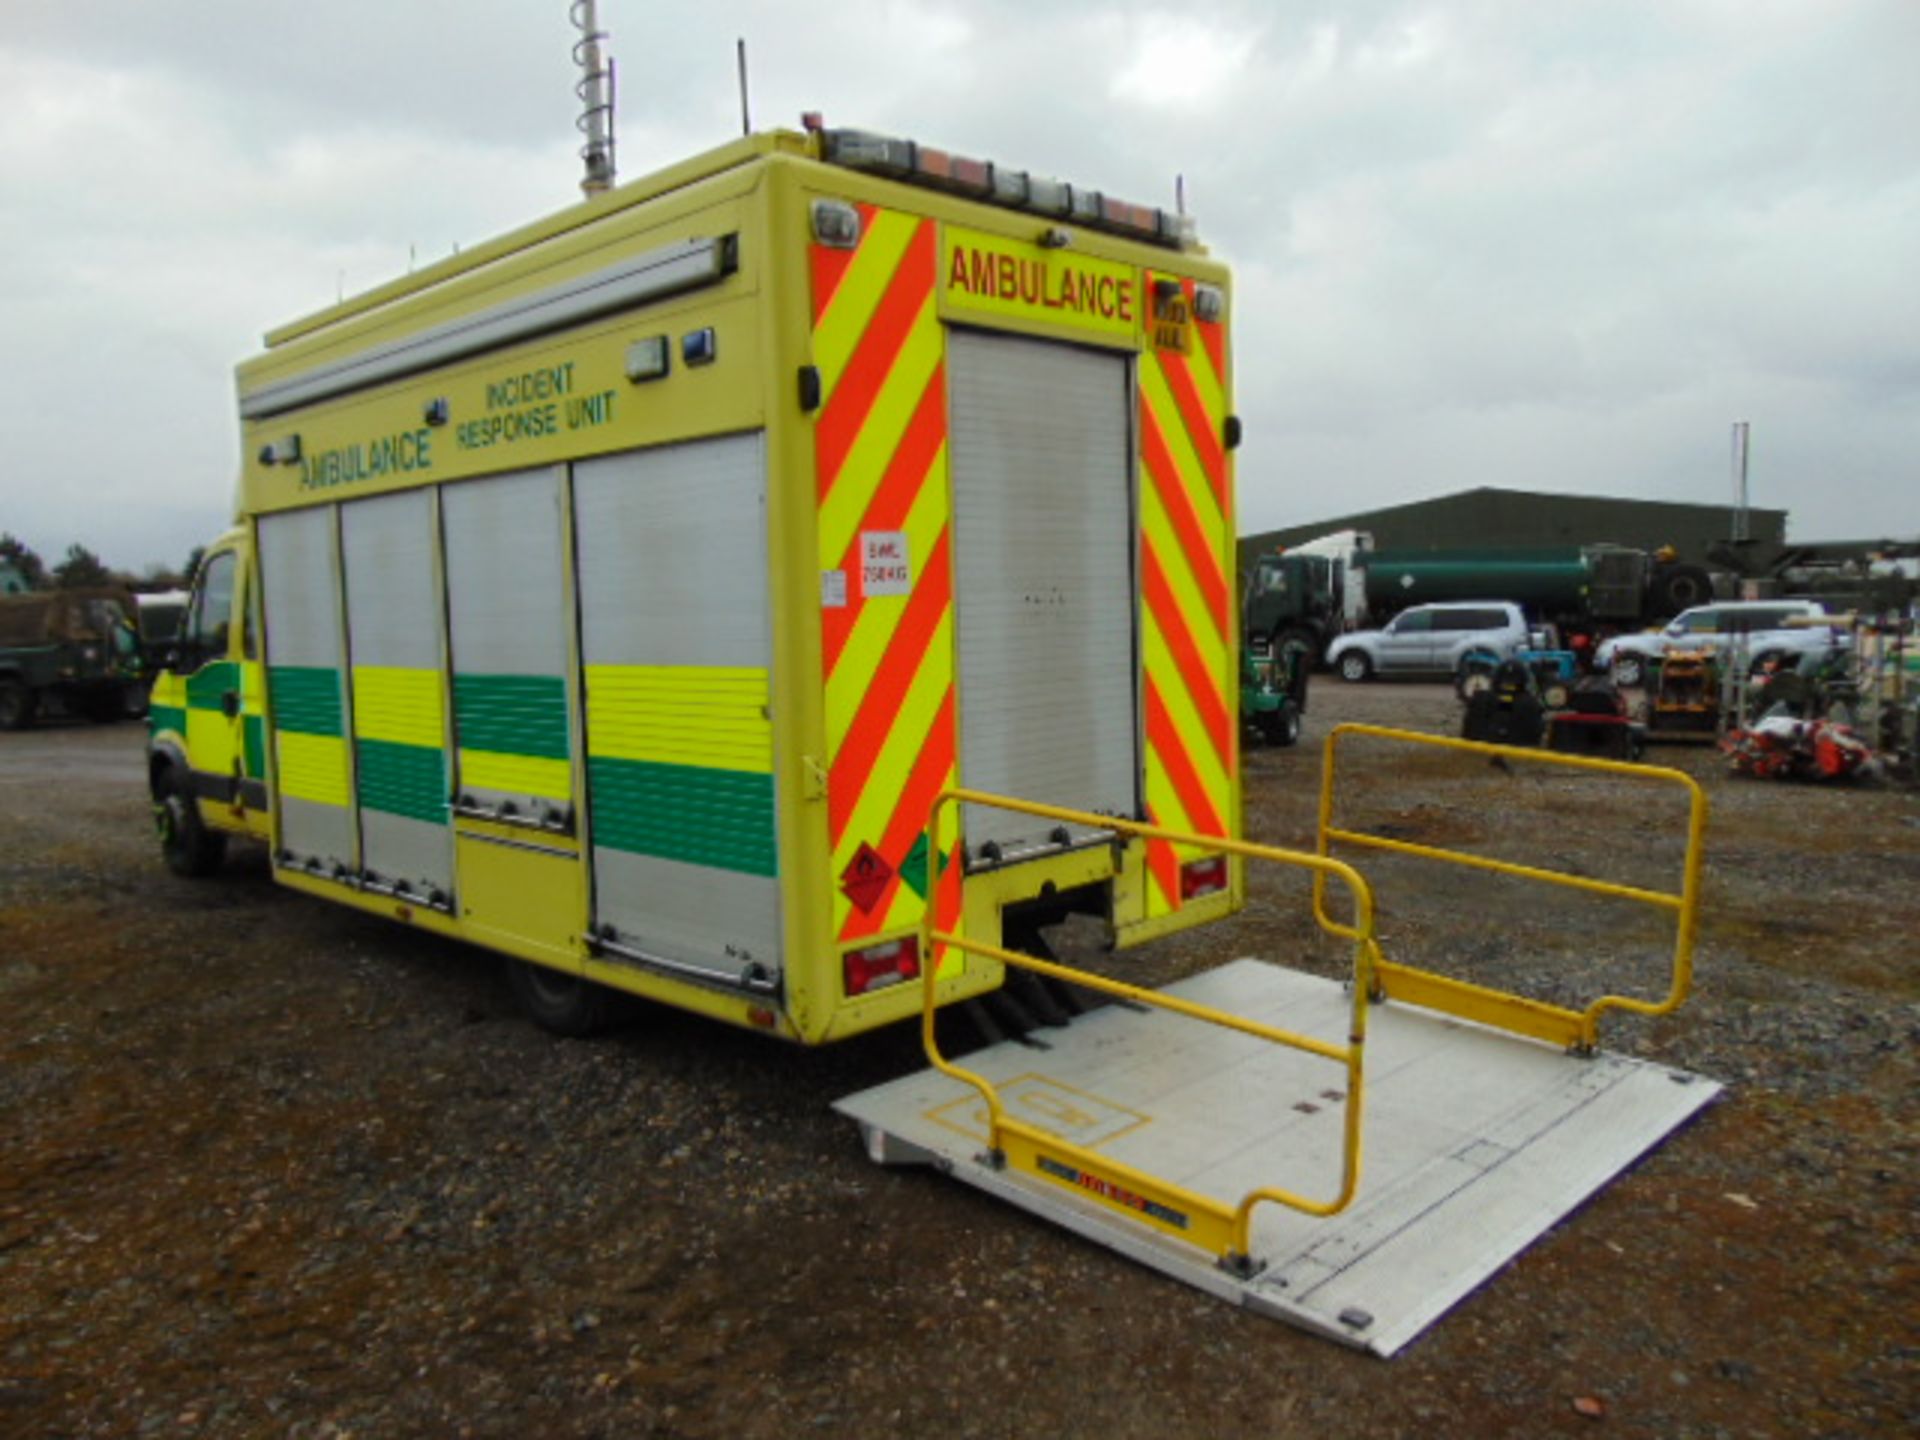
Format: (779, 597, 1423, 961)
(1244, 531, 1716, 663)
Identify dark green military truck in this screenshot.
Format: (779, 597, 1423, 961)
(0, 588, 144, 728)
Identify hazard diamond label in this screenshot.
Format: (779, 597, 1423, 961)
(840, 842, 894, 914)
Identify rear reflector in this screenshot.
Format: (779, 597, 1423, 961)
(1181, 855, 1229, 900)
(843, 936, 922, 997)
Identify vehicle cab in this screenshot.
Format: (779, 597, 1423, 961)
(145, 530, 269, 873)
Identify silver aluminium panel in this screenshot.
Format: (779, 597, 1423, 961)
(442, 469, 569, 676)
(257, 505, 354, 874)
(341, 489, 453, 900)
(946, 330, 1139, 861)
(441, 468, 574, 815)
(573, 433, 781, 989)
(341, 491, 442, 671)
(836, 959, 1721, 1356)
(258, 505, 343, 669)
(575, 432, 770, 667)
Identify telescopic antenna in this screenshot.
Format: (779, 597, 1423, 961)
(574, 0, 616, 195)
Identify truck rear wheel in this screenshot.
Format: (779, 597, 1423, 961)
(0, 678, 35, 731)
(1653, 563, 1713, 614)
(508, 960, 624, 1037)
(1275, 627, 1320, 670)
(154, 767, 226, 877)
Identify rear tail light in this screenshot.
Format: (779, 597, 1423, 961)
(843, 936, 921, 997)
(1180, 855, 1229, 900)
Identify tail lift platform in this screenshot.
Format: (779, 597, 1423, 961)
(837, 725, 1719, 1356)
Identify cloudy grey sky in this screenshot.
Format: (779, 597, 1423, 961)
(3, 1, 1915, 573)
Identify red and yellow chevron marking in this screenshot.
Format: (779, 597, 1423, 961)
(1138, 276, 1234, 916)
(812, 205, 962, 954)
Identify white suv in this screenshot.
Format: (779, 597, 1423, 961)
(1596, 600, 1845, 687)
(1328, 601, 1529, 682)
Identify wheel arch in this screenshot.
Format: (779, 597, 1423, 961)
(149, 739, 189, 797)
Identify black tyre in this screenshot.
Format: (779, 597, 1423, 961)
(1337, 651, 1373, 683)
(153, 766, 226, 877)
(1611, 654, 1646, 689)
(1748, 649, 1789, 679)
(1276, 627, 1320, 671)
(1260, 705, 1302, 748)
(1653, 563, 1714, 614)
(0, 678, 36, 731)
(508, 959, 623, 1037)
(1542, 681, 1572, 711)
(1453, 647, 1500, 699)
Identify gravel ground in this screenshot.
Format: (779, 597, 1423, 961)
(1, 686, 1914, 1439)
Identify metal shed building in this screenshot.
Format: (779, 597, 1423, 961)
(1239, 487, 1786, 572)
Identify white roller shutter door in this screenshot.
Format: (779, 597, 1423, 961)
(947, 330, 1139, 862)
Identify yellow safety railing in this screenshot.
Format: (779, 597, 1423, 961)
(918, 787, 1380, 1273)
(1315, 723, 1708, 1053)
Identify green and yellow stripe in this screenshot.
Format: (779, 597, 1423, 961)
(453, 673, 571, 801)
(585, 664, 776, 876)
(269, 665, 349, 807)
(353, 666, 448, 824)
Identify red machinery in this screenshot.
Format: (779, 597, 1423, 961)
(1722, 716, 1872, 781)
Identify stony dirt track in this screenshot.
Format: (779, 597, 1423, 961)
(2, 685, 1914, 1439)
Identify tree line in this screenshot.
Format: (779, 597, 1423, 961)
(0, 534, 203, 594)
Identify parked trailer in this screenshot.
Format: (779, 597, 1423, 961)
(147, 123, 1716, 1351)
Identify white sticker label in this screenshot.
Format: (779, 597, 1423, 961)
(821, 569, 848, 609)
(860, 531, 912, 597)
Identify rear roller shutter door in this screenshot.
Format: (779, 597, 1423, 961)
(946, 330, 1140, 862)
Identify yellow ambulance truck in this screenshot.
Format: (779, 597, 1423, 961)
(147, 122, 1722, 1351)
(147, 123, 1243, 1043)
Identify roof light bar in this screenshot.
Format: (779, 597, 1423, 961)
(828, 130, 913, 175)
(821, 128, 1194, 249)
(950, 155, 991, 190)
(1027, 175, 1071, 217)
(990, 168, 1029, 206)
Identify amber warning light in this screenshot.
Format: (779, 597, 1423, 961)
(821, 127, 1198, 250)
